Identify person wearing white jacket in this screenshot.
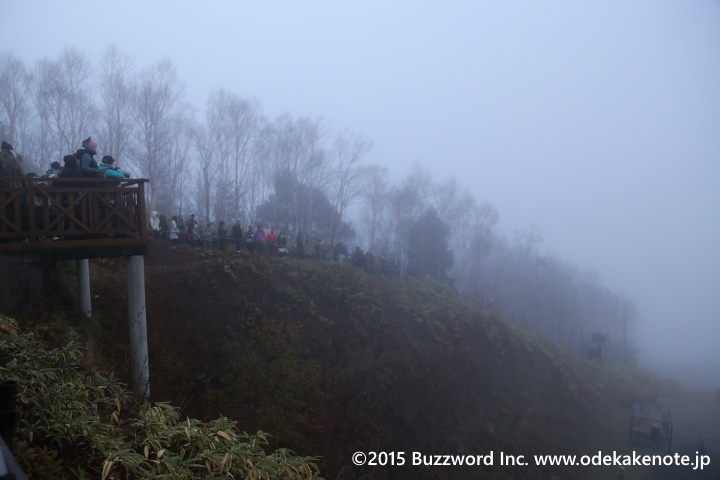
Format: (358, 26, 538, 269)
(149, 211, 160, 239)
(169, 216, 179, 244)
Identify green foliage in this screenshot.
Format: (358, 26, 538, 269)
(0, 315, 323, 479)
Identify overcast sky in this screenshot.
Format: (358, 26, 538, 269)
(6, 0, 720, 387)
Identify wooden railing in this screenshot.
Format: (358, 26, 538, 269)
(0, 177, 149, 252)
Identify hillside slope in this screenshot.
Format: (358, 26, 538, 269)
(72, 244, 651, 480)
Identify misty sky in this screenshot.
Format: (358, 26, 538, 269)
(5, 1, 720, 386)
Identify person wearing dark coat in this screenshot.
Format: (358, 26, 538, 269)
(54, 154, 84, 236)
(217, 220, 227, 250)
(277, 231, 288, 256)
(0, 141, 24, 185)
(353, 246, 365, 268)
(245, 225, 255, 253)
(295, 231, 304, 258)
(159, 215, 169, 240)
(45, 161, 62, 178)
(185, 214, 198, 246)
(76, 137, 99, 178)
(55, 154, 83, 188)
(231, 220, 244, 252)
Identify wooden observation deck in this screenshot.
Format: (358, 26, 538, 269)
(0, 177, 149, 260)
(0, 176, 151, 399)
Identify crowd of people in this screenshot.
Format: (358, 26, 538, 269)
(148, 213, 403, 275)
(1, 136, 130, 188)
(149, 214, 292, 255)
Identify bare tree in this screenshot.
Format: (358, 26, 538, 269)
(253, 119, 286, 227)
(98, 46, 134, 162)
(205, 90, 262, 223)
(154, 112, 194, 215)
(290, 116, 329, 236)
(328, 129, 371, 244)
(431, 176, 476, 234)
(31, 59, 57, 170)
(358, 164, 390, 252)
(129, 58, 185, 211)
(192, 124, 217, 221)
(0, 52, 33, 151)
(33, 48, 97, 165)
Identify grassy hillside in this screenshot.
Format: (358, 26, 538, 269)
(42, 243, 662, 479)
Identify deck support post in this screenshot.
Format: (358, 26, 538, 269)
(126, 254, 149, 401)
(76, 259, 91, 318)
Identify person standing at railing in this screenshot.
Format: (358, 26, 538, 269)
(44, 161, 62, 178)
(245, 225, 255, 253)
(76, 137, 99, 177)
(265, 227, 276, 255)
(55, 155, 83, 188)
(277, 231, 288, 256)
(0, 141, 24, 186)
(169, 216, 179, 244)
(97, 156, 128, 182)
(24, 173, 43, 207)
(185, 214, 198, 246)
(232, 220, 244, 252)
(254, 224, 266, 254)
(149, 211, 161, 239)
(52, 155, 83, 238)
(159, 215, 169, 240)
(202, 219, 213, 249)
(217, 220, 226, 251)
(177, 214, 186, 242)
(94, 156, 128, 231)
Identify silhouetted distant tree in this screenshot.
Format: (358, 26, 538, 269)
(387, 164, 432, 263)
(256, 169, 354, 241)
(407, 207, 454, 280)
(193, 123, 217, 221)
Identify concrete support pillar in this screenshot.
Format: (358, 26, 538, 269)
(126, 255, 150, 401)
(76, 259, 91, 318)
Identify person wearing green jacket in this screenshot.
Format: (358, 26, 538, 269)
(0, 141, 24, 186)
(97, 156, 128, 180)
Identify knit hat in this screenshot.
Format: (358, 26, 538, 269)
(101, 155, 115, 164)
(50, 161, 62, 169)
(1, 141, 12, 151)
(82, 137, 97, 150)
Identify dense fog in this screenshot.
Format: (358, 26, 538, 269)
(4, 1, 719, 390)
